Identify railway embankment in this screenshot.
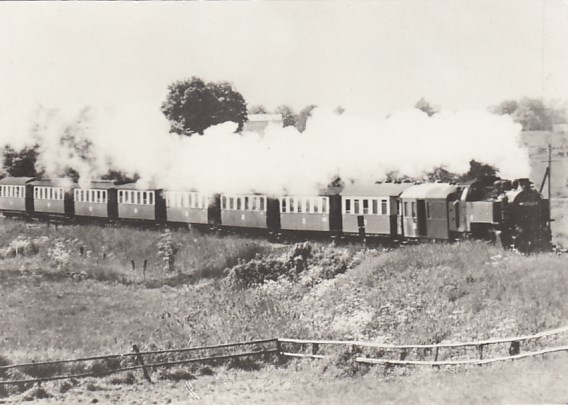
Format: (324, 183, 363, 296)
(0, 221, 567, 402)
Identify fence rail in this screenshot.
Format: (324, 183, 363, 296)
(278, 325, 568, 350)
(1, 327, 567, 386)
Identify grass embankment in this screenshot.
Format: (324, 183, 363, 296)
(0, 220, 567, 402)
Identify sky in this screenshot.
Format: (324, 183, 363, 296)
(1, 0, 567, 118)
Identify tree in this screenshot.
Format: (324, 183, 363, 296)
(2, 145, 42, 177)
(295, 105, 317, 132)
(414, 98, 439, 116)
(161, 77, 248, 136)
(458, 160, 497, 182)
(275, 105, 296, 128)
(491, 97, 567, 131)
(248, 105, 268, 114)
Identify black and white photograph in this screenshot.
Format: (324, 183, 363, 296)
(0, 0, 567, 403)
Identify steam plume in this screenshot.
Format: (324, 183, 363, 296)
(0, 102, 529, 195)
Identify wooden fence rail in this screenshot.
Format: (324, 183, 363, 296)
(278, 325, 568, 350)
(1, 327, 567, 386)
(0, 338, 278, 372)
(0, 349, 278, 386)
(356, 345, 568, 367)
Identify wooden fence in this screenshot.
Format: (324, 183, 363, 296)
(1, 326, 568, 386)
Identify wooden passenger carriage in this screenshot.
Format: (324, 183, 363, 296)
(163, 190, 220, 227)
(31, 179, 75, 217)
(0, 177, 36, 216)
(117, 183, 166, 223)
(341, 183, 412, 238)
(74, 180, 122, 220)
(399, 183, 461, 240)
(220, 193, 280, 231)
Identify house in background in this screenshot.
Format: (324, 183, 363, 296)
(243, 114, 283, 135)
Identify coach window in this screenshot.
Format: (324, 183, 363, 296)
(244, 196, 249, 211)
(297, 198, 303, 213)
(281, 198, 287, 213)
(354, 199, 360, 215)
(403, 202, 408, 217)
(314, 198, 319, 213)
(306, 199, 311, 213)
(96, 190, 101, 203)
(363, 199, 369, 214)
(149, 192, 154, 205)
(289, 198, 294, 213)
(381, 199, 388, 215)
(236, 197, 241, 210)
(411, 202, 416, 218)
(345, 199, 351, 214)
(222, 196, 227, 210)
(426, 202, 431, 219)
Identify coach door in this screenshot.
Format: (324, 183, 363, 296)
(417, 199, 427, 237)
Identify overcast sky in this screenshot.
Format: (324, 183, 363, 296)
(1, 0, 567, 119)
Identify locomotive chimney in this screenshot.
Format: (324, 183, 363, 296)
(516, 178, 531, 190)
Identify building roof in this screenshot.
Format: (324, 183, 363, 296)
(400, 183, 459, 199)
(0, 177, 36, 185)
(246, 114, 283, 122)
(341, 182, 413, 197)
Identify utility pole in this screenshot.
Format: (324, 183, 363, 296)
(547, 143, 551, 200)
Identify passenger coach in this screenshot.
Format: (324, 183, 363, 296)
(31, 179, 75, 218)
(399, 183, 461, 240)
(117, 183, 166, 223)
(220, 193, 280, 232)
(74, 180, 121, 221)
(341, 182, 412, 238)
(0, 177, 35, 217)
(164, 190, 220, 228)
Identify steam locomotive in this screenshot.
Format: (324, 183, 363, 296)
(0, 175, 552, 252)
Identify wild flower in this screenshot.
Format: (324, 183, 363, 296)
(0, 236, 40, 258)
(47, 241, 71, 270)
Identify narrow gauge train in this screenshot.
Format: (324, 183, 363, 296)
(0, 175, 552, 252)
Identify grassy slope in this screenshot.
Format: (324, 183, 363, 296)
(0, 221, 567, 402)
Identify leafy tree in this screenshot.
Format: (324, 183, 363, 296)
(414, 98, 439, 116)
(491, 97, 567, 131)
(2, 145, 42, 177)
(275, 105, 297, 128)
(426, 160, 497, 183)
(295, 105, 317, 132)
(161, 77, 248, 136)
(248, 105, 268, 114)
(458, 160, 497, 182)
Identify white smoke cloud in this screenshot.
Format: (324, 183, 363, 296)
(0, 101, 529, 195)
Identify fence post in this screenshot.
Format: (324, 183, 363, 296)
(312, 343, 319, 356)
(132, 344, 152, 383)
(509, 341, 520, 356)
(276, 339, 284, 362)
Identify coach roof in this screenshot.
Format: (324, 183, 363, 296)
(0, 177, 36, 185)
(341, 182, 413, 197)
(400, 183, 459, 199)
